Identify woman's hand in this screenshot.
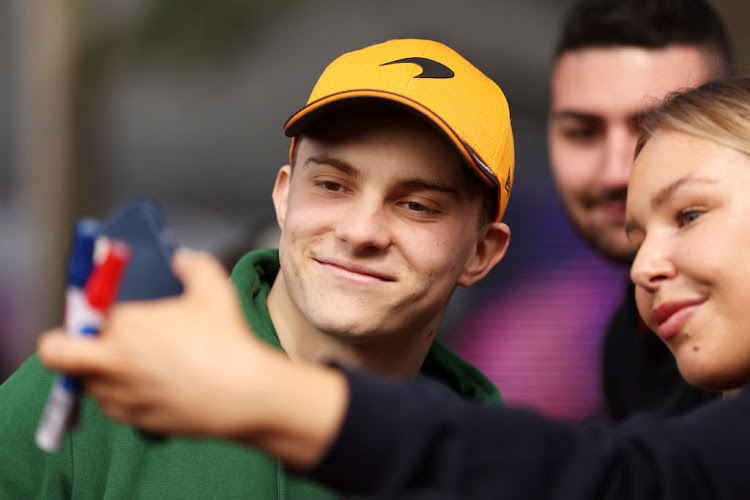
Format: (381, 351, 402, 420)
(37, 249, 347, 467)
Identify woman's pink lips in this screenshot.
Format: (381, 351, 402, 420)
(652, 298, 706, 340)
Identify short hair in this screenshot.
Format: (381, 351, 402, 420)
(635, 77, 750, 157)
(555, 0, 733, 75)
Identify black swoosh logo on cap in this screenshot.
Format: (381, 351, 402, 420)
(380, 57, 454, 79)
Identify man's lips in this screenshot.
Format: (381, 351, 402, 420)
(596, 200, 626, 221)
(652, 297, 706, 340)
(316, 258, 395, 282)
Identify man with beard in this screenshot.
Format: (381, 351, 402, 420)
(546, 0, 732, 420)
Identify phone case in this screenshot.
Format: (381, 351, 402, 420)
(100, 199, 183, 302)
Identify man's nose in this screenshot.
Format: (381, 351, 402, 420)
(601, 127, 637, 189)
(334, 196, 392, 253)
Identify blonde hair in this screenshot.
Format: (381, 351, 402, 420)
(635, 77, 750, 157)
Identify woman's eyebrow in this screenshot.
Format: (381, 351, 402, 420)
(625, 175, 719, 236)
(650, 175, 717, 211)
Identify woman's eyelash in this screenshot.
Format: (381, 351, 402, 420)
(676, 208, 703, 226)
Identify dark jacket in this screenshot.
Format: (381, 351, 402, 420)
(602, 282, 719, 420)
(311, 368, 750, 499)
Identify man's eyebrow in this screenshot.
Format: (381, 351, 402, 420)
(549, 110, 603, 123)
(304, 155, 361, 180)
(395, 178, 459, 195)
(627, 101, 663, 133)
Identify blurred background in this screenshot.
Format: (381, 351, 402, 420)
(2, 0, 749, 420)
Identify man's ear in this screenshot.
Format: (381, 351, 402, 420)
(271, 164, 293, 229)
(457, 222, 511, 287)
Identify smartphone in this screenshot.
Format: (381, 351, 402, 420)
(100, 199, 183, 302)
(100, 198, 181, 441)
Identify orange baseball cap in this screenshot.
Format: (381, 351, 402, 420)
(284, 39, 515, 222)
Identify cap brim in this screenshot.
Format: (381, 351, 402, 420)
(284, 92, 499, 190)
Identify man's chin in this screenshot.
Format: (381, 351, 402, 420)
(315, 319, 381, 341)
(560, 204, 630, 263)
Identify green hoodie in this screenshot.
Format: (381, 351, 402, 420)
(0, 249, 502, 499)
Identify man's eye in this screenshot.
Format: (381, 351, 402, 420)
(563, 128, 600, 141)
(402, 201, 439, 216)
(405, 201, 428, 212)
(320, 181, 344, 192)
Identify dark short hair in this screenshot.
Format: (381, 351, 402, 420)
(555, 0, 733, 75)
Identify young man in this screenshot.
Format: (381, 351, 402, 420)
(0, 39, 514, 498)
(547, 0, 733, 421)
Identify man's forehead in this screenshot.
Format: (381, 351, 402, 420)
(295, 130, 468, 185)
(550, 45, 715, 114)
